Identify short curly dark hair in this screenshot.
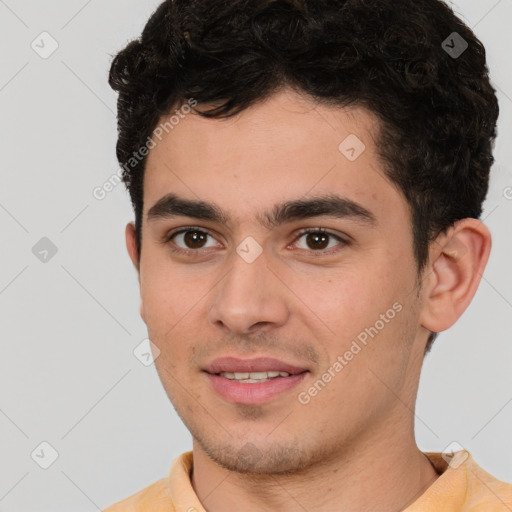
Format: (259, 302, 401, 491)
(108, 0, 499, 351)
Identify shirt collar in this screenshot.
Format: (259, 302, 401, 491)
(166, 450, 473, 512)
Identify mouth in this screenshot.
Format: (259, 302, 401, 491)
(203, 356, 309, 375)
(203, 357, 310, 404)
(215, 370, 299, 383)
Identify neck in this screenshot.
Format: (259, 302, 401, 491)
(190, 428, 440, 512)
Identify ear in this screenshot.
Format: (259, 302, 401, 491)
(419, 218, 492, 334)
(125, 222, 146, 323)
(125, 222, 140, 274)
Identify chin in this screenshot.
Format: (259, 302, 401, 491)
(199, 437, 319, 476)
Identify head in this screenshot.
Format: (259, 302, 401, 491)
(109, 0, 497, 474)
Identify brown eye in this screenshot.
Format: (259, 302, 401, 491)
(182, 230, 208, 249)
(305, 232, 330, 250)
(294, 229, 348, 253)
(168, 229, 218, 251)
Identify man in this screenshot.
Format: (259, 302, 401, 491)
(104, 0, 511, 510)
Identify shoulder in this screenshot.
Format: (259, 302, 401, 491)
(102, 478, 173, 512)
(102, 451, 194, 512)
(464, 454, 512, 511)
(412, 451, 512, 512)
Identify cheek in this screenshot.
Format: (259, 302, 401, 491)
(139, 270, 187, 357)
(140, 278, 177, 331)
(138, 258, 212, 368)
(139, 254, 200, 328)
(297, 262, 399, 341)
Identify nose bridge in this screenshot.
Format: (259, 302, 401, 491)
(208, 243, 288, 333)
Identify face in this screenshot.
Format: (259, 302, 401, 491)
(128, 88, 431, 475)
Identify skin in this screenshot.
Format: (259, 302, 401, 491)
(126, 87, 491, 512)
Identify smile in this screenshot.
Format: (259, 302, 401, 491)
(219, 371, 291, 382)
(206, 371, 308, 404)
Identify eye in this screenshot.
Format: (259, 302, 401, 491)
(162, 226, 350, 257)
(165, 227, 220, 253)
(293, 228, 349, 254)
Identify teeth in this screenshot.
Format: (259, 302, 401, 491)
(220, 370, 291, 381)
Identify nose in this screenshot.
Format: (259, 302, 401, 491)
(207, 246, 290, 335)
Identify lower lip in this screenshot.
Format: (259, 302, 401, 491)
(205, 372, 309, 405)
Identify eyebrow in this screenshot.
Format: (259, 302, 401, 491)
(147, 193, 377, 229)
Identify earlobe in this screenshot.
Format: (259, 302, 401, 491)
(419, 218, 492, 334)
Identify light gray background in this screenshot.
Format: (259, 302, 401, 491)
(0, 1, 511, 510)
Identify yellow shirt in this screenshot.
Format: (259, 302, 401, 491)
(103, 450, 512, 511)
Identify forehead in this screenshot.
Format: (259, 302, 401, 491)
(142, 88, 409, 228)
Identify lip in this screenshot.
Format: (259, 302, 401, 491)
(203, 356, 309, 375)
(203, 356, 310, 405)
(205, 371, 308, 405)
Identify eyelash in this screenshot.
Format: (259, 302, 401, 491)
(162, 226, 350, 257)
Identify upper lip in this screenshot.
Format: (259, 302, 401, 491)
(203, 357, 309, 375)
